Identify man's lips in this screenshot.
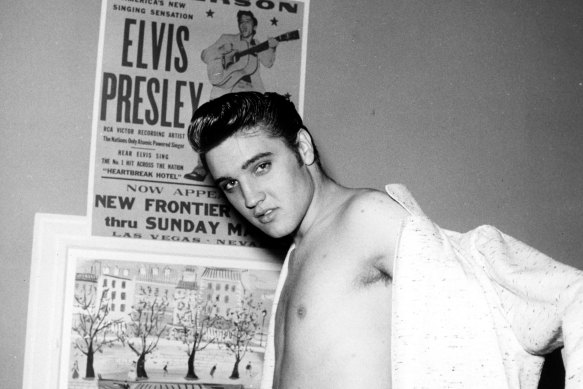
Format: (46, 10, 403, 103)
(254, 208, 275, 223)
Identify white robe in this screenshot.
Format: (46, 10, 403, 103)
(261, 184, 583, 388)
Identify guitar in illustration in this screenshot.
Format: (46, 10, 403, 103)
(206, 30, 300, 89)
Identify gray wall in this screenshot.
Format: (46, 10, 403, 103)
(2, 0, 582, 387)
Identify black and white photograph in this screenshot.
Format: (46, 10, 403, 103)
(3, 1, 583, 388)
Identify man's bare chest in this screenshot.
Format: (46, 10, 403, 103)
(272, 246, 393, 388)
(276, 247, 392, 326)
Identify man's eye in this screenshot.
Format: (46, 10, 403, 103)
(255, 162, 271, 174)
(223, 180, 238, 192)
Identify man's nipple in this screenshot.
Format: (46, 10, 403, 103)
(296, 304, 307, 319)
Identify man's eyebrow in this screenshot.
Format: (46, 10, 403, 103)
(241, 152, 273, 170)
(214, 152, 273, 185)
(214, 175, 232, 186)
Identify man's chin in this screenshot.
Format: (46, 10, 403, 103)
(257, 224, 290, 240)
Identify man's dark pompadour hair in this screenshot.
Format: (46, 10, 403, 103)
(188, 92, 318, 166)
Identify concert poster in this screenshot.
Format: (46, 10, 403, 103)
(88, 0, 310, 247)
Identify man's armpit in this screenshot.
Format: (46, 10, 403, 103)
(353, 260, 393, 288)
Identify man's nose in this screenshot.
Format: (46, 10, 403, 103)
(241, 183, 265, 209)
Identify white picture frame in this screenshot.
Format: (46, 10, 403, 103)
(24, 213, 282, 389)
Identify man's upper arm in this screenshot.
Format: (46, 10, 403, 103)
(341, 191, 409, 277)
(256, 36, 276, 68)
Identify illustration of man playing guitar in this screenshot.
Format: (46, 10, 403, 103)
(201, 11, 299, 99)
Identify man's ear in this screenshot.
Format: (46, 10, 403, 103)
(296, 128, 316, 166)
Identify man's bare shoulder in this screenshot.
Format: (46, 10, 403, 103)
(339, 188, 410, 231)
(321, 189, 409, 273)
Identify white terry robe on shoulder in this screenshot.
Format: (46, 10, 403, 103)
(260, 184, 583, 389)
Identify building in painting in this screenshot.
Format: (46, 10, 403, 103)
(73, 261, 256, 337)
(172, 266, 200, 326)
(200, 268, 246, 319)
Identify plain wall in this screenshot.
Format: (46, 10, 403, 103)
(2, 0, 582, 387)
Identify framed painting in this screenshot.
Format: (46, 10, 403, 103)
(24, 214, 282, 389)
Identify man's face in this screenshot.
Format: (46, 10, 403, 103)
(238, 15, 255, 38)
(205, 127, 314, 238)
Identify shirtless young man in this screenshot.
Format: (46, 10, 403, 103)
(188, 92, 583, 389)
(188, 92, 407, 388)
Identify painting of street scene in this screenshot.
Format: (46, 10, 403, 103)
(65, 256, 280, 389)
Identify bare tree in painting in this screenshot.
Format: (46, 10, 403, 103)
(221, 294, 263, 379)
(119, 286, 169, 379)
(175, 299, 219, 380)
(72, 287, 121, 379)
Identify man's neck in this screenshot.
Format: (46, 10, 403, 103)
(293, 175, 348, 246)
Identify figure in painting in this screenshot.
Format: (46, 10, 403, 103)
(127, 361, 137, 381)
(71, 360, 79, 379)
